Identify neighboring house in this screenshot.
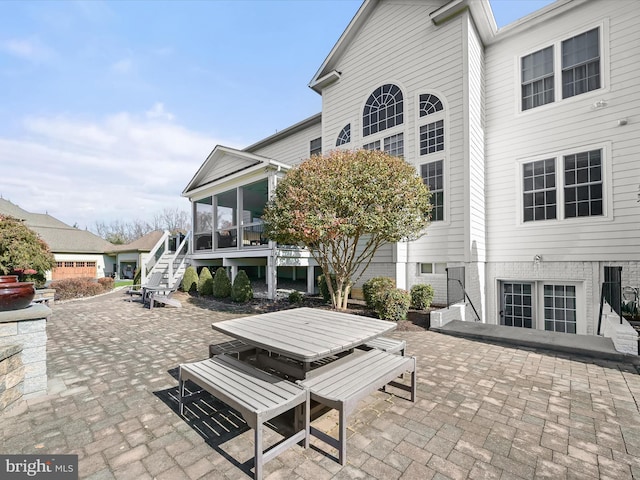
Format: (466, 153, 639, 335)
(106, 230, 165, 280)
(0, 198, 114, 280)
(183, 0, 640, 338)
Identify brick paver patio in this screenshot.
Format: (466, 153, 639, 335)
(2, 290, 640, 479)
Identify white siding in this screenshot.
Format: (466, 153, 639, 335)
(485, 0, 640, 262)
(466, 14, 486, 263)
(250, 121, 322, 166)
(321, 0, 467, 266)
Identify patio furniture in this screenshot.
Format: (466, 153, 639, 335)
(179, 355, 309, 480)
(207, 307, 415, 466)
(126, 271, 163, 302)
(362, 336, 406, 356)
(146, 286, 181, 310)
(209, 339, 255, 359)
(211, 307, 397, 379)
(298, 349, 416, 465)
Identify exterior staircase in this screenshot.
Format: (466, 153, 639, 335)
(142, 230, 191, 290)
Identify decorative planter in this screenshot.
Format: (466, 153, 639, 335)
(0, 275, 19, 284)
(0, 282, 36, 311)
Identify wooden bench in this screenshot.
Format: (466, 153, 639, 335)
(362, 337, 406, 356)
(209, 339, 255, 359)
(298, 349, 416, 465)
(179, 355, 309, 480)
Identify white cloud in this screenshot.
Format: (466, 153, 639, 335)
(146, 102, 174, 121)
(0, 107, 238, 229)
(1, 37, 56, 63)
(111, 57, 133, 74)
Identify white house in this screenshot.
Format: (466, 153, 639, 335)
(182, 0, 640, 339)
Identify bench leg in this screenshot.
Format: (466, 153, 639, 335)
(338, 407, 347, 466)
(178, 377, 185, 416)
(254, 424, 263, 480)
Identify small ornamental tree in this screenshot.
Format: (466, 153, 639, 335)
(198, 267, 213, 296)
(0, 214, 56, 286)
(263, 149, 431, 310)
(212, 267, 232, 298)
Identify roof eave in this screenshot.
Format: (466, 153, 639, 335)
(243, 112, 322, 152)
(308, 0, 378, 93)
(430, 0, 497, 44)
(182, 156, 290, 198)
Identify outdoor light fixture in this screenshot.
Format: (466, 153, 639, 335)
(534, 254, 542, 264)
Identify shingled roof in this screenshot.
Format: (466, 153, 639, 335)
(107, 230, 164, 253)
(0, 198, 114, 254)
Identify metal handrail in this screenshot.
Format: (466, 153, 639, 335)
(448, 278, 481, 322)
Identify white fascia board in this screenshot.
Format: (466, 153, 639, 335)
(182, 159, 289, 199)
(309, 70, 342, 93)
(490, 0, 586, 45)
(308, 0, 378, 94)
(430, 0, 497, 44)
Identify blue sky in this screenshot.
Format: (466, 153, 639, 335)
(0, 0, 555, 230)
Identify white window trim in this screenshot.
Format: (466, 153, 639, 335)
(359, 81, 407, 150)
(496, 279, 586, 334)
(515, 142, 613, 227)
(515, 19, 610, 116)
(418, 262, 447, 275)
(415, 90, 450, 226)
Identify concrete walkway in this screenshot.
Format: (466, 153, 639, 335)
(2, 291, 640, 479)
(432, 320, 640, 365)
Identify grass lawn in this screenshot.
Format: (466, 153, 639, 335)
(115, 280, 133, 288)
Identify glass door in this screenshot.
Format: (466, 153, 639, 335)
(500, 282, 534, 328)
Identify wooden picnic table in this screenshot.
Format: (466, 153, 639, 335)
(211, 307, 396, 378)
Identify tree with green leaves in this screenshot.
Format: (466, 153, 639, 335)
(263, 149, 432, 310)
(0, 215, 56, 285)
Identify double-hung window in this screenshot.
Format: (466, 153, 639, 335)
(562, 28, 600, 99)
(310, 137, 322, 156)
(522, 148, 604, 222)
(521, 27, 602, 111)
(421, 160, 444, 221)
(521, 46, 554, 110)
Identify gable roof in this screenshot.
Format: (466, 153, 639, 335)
(309, 0, 497, 92)
(309, 0, 582, 92)
(107, 230, 164, 253)
(0, 198, 114, 254)
(182, 145, 290, 197)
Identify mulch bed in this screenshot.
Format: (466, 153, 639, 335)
(175, 291, 431, 332)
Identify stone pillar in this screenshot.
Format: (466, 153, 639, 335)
(0, 304, 52, 400)
(0, 344, 23, 411)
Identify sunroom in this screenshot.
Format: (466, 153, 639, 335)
(182, 145, 318, 298)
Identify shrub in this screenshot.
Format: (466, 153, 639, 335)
(181, 266, 198, 293)
(50, 277, 109, 301)
(317, 273, 338, 303)
(212, 267, 232, 298)
(198, 267, 213, 296)
(377, 288, 411, 321)
(362, 276, 396, 311)
(288, 290, 303, 304)
(410, 283, 434, 310)
(97, 277, 114, 290)
(231, 270, 253, 303)
(132, 268, 141, 290)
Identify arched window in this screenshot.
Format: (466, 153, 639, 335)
(363, 84, 403, 137)
(419, 94, 443, 117)
(336, 124, 351, 146)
